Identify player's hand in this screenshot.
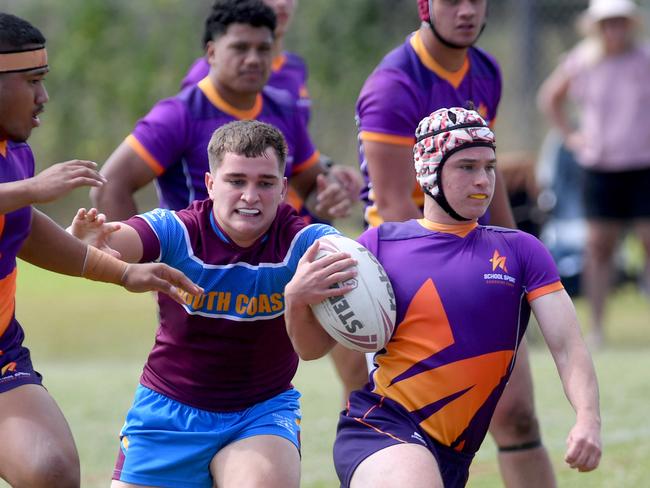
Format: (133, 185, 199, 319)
(314, 174, 352, 219)
(285, 240, 357, 306)
(330, 165, 363, 200)
(564, 418, 602, 472)
(30, 160, 106, 203)
(68, 208, 122, 258)
(121, 262, 203, 305)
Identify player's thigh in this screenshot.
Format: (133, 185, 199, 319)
(210, 434, 300, 488)
(0, 384, 79, 484)
(489, 339, 540, 443)
(350, 443, 443, 488)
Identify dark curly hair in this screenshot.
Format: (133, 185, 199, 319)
(202, 0, 276, 47)
(0, 13, 45, 52)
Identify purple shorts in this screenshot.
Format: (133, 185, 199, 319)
(333, 389, 474, 488)
(0, 341, 42, 393)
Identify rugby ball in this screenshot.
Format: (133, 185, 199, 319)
(309, 235, 396, 352)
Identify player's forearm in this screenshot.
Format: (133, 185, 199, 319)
(533, 291, 601, 424)
(0, 179, 39, 214)
(285, 299, 336, 360)
(19, 209, 147, 288)
(18, 209, 87, 275)
(556, 341, 601, 425)
(375, 197, 422, 222)
(90, 183, 139, 221)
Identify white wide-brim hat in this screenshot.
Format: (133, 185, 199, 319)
(586, 0, 638, 23)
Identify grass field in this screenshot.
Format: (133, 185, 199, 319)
(7, 261, 650, 487)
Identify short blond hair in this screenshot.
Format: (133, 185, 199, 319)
(207, 120, 288, 173)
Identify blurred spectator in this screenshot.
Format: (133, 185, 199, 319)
(537, 0, 650, 348)
(536, 131, 587, 297)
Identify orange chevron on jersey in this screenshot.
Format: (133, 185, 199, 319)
(373, 278, 514, 447)
(375, 279, 454, 377)
(0, 268, 17, 337)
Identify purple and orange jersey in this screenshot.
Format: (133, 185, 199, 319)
(0, 141, 33, 348)
(125, 200, 338, 412)
(127, 77, 319, 211)
(356, 31, 502, 227)
(181, 52, 311, 125)
(357, 219, 562, 455)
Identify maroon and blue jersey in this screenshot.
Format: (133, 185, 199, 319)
(125, 200, 338, 412)
(180, 52, 311, 125)
(0, 141, 34, 355)
(358, 219, 562, 455)
(127, 77, 319, 212)
(356, 31, 502, 227)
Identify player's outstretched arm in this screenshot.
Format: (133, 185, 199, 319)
(531, 290, 602, 472)
(118, 261, 202, 305)
(68, 207, 144, 263)
(90, 141, 156, 220)
(284, 240, 356, 360)
(68, 207, 122, 258)
(19, 209, 201, 304)
(0, 160, 106, 214)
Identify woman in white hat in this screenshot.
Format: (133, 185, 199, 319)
(537, 0, 650, 349)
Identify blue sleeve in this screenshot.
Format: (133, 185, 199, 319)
(284, 223, 340, 273)
(137, 208, 190, 268)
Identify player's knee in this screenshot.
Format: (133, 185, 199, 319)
(14, 451, 80, 488)
(491, 404, 540, 442)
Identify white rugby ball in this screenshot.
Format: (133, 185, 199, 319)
(309, 235, 396, 352)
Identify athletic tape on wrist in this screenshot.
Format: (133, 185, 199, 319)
(81, 245, 129, 285)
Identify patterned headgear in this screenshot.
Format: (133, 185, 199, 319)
(413, 107, 496, 220)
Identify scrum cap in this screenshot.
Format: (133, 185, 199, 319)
(413, 107, 495, 220)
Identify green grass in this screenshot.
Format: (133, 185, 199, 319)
(7, 262, 650, 487)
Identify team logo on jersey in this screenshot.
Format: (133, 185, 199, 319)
(484, 249, 515, 286)
(489, 249, 508, 273)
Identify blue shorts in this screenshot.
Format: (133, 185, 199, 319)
(334, 389, 474, 488)
(0, 341, 42, 393)
(113, 385, 302, 488)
